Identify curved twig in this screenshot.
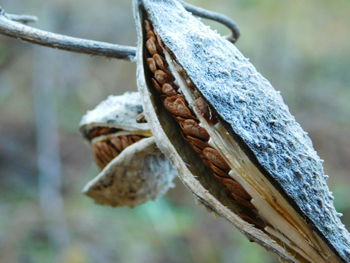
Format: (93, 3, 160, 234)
(0, 7, 38, 24)
(180, 1, 240, 43)
(5, 14, 38, 24)
(0, 2, 240, 62)
(0, 7, 136, 61)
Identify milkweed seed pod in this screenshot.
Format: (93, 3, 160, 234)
(80, 92, 176, 207)
(134, 0, 350, 262)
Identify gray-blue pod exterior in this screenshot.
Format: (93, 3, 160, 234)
(134, 0, 350, 262)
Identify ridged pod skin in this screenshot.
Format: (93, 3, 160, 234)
(80, 92, 176, 207)
(134, 0, 350, 262)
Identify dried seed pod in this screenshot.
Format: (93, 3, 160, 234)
(134, 1, 350, 262)
(80, 92, 176, 207)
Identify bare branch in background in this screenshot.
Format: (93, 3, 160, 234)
(180, 1, 240, 43)
(0, 6, 137, 61)
(4, 13, 37, 24)
(32, 45, 71, 256)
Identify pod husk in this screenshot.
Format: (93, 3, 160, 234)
(80, 92, 149, 136)
(80, 92, 176, 207)
(82, 137, 175, 207)
(134, 0, 350, 262)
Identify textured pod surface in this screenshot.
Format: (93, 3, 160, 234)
(80, 92, 176, 207)
(82, 137, 175, 207)
(80, 92, 149, 135)
(134, 0, 350, 262)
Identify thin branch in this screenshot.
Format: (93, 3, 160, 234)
(1, 7, 38, 24)
(0, 3, 240, 62)
(0, 7, 136, 61)
(5, 13, 38, 24)
(180, 1, 240, 43)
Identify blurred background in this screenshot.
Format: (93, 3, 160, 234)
(0, 0, 349, 262)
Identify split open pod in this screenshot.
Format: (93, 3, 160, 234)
(80, 92, 176, 207)
(134, 0, 350, 262)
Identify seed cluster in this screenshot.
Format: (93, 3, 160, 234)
(92, 134, 143, 169)
(144, 20, 265, 228)
(87, 127, 121, 140)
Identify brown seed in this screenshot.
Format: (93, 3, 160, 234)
(92, 135, 145, 170)
(129, 136, 135, 145)
(120, 136, 130, 150)
(221, 177, 251, 201)
(95, 141, 108, 158)
(89, 129, 100, 139)
(110, 137, 123, 152)
(104, 140, 118, 159)
(90, 127, 110, 138)
(231, 193, 255, 211)
(147, 58, 157, 73)
(193, 97, 218, 124)
(130, 136, 142, 143)
(144, 20, 152, 32)
(146, 38, 158, 55)
(94, 141, 113, 168)
(146, 30, 155, 39)
(191, 144, 205, 154)
(92, 143, 106, 169)
(202, 147, 230, 171)
(154, 70, 172, 85)
(162, 83, 177, 96)
(177, 67, 187, 79)
(211, 163, 229, 178)
(185, 78, 196, 90)
(163, 95, 195, 118)
(179, 119, 209, 141)
(175, 116, 186, 122)
(101, 128, 113, 134)
(153, 54, 166, 70)
(185, 135, 209, 150)
(211, 174, 253, 209)
(102, 143, 113, 158)
(151, 78, 162, 93)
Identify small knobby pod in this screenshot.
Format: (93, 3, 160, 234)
(80, 92, 176, 207)
(134, 0, 350, 262)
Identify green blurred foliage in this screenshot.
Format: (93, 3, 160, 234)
(0, 0, 349, 262)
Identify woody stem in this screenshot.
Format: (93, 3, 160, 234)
(0, 6, 137, 61)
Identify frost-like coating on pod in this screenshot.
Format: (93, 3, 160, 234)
(80, 92, 176, 207)
(80, 92, 148, 134)
(134, 0, 350, 262)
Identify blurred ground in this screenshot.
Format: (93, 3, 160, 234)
(0, 0, 349, 262)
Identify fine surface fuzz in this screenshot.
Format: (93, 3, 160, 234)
(134, 0, 350, 262)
